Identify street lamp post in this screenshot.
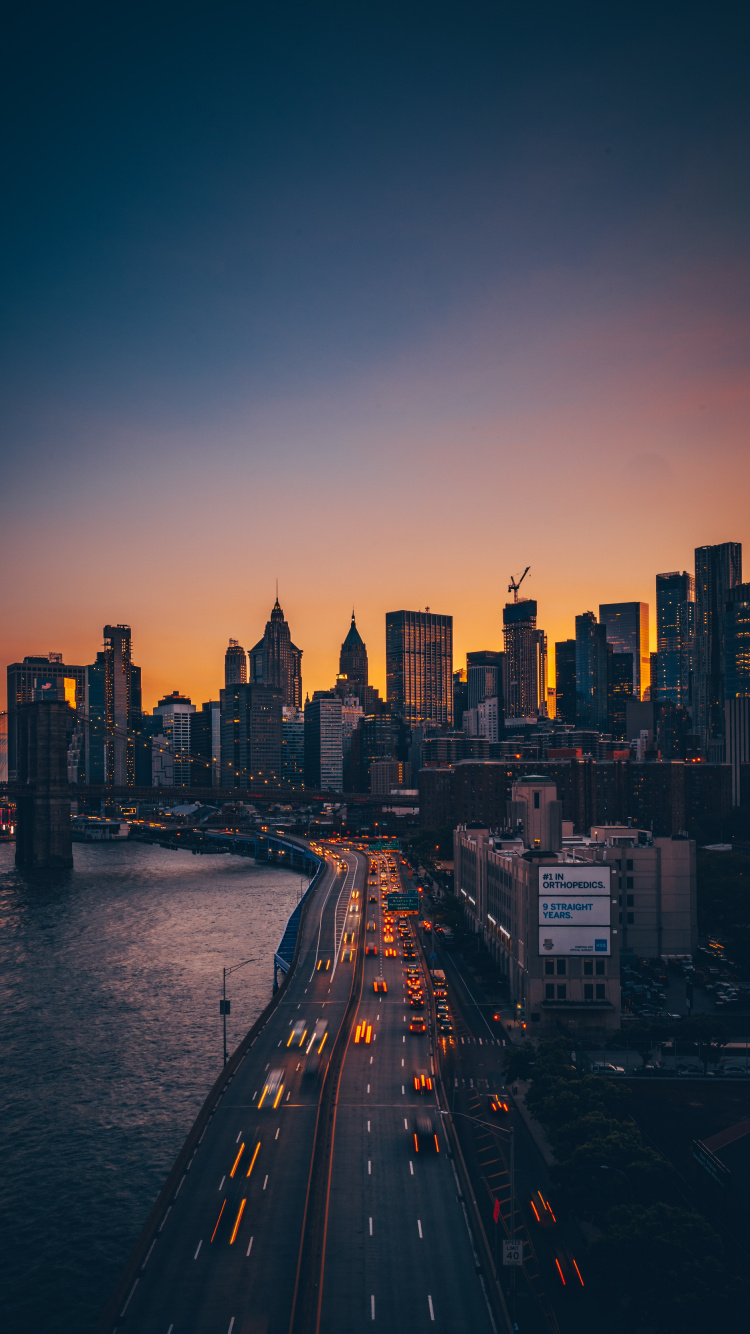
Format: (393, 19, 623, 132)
(220, 955, 257, 1065)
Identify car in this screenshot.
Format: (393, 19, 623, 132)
(410, 996, 425, 1009)
(369, 895, 377, 903)
(489, 1092, 510, 1115)
(367, 920, 376, 932)
(374, 978, 387, 993)
(719, 1065, 750, 1078)
(530, 1190, 556, 1229)
(365, 943, 377, 956)
(342, 947, 354, 963)
(413, 1115, 440, 1152)
(303, 1052, 321, 1081)
(591, 1062, 625, 1075)
(258, 1068, 284, 1108)
(384, 947, 398, 957)
(409, 1017, 426, 1033)
(676, 1062, 703, 1075)
(414, 1070, 433, 1093)
(287, 1020, 308, 1048)
(438, 1020, 453, 1034)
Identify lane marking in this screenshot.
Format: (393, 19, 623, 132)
(401, 1085, 405, 1094)
(428, 1295, 435, 1321)
(417, 1219, 423, 1238)
(404, 1118, 408, 1129)
(247, 1235, 254, 1256)
(219, 1176, 226, 1190)
(368, 1160, 371, 1174)
(228, 1320, 235, 1334)
(275, 1128, 280, 1140)
(409, 1161, 414, 1175)
(158, 1206, 171, 1232)
(175, 1174, 186, 1197)
(263, 1175, 269, 1190)
(367, 1121, 371, 1132)
(401, 1059, 404, 1066)
(369, 1216, 373, 1234)
(236, 1130, 243, 1143)
(119, 1280, 138, 1316)
(371, 1295, 375, 1320)
(142, 1240, 156, 1268)
(194, 1240, 202, 1259)
(367, 1084, 370, 1093)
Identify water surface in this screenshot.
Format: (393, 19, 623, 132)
(0, 840, 303, 1332)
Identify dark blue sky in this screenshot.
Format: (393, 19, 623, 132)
(2, 1, 749, 702)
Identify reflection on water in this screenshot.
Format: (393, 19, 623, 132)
(0, 840, 303, 1333)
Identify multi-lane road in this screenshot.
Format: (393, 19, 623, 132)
(104, 844, 504, 1334)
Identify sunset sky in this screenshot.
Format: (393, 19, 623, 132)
(2, 1, 749, 710)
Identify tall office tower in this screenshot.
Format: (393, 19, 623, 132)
(249, 598, 303, 708)
(84, 653, 107, 785)
(103, 625, 141, 787)
(554, 640, 577, 725)
(338, 612, 368, 695)
(304, 692, 343, 791)
(189, 700, 221, 787)
(0, 712, 7, 782)
(453, 669, 468, 731)
(153, 692, 196, 787)
(220, 683, 283, 788)
(341, 694, 364, 791)
(655, 571, 695, 708)
(466, 650, 503, 711)
(694, 543, 743, 756)
(224, 640, 247, 687)
(724, 583, 750, 805)
(6, 653, 85, 780)
(385, 610, 453, 728)
(503, 600, 541, 719)
(281, 706, 305, 790)
(598, 602, 649, 699)
(610, 653, 634, 740)
(575, 612, 610, 730)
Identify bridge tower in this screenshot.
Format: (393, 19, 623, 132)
(14, 699, 74, 872)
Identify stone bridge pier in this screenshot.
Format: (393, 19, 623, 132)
(14, 699, 74, 872)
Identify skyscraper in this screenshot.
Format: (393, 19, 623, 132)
(153, 692, 196, 788)
(598, 602, 649, 699)
(610, 653, 635, 740)
(724, 582, 750, 805)
(220, 683, 283, 788)
(655, 572, 694, 709)
(304, 693, 343, 791)
(466, 650, 503, 712)
(503, 600, 543, 719)
(249, 598, 303, 708)
(338, 612, 368, 696)
(190, 701, 221, 787)
(554, 640, 576, 725)
(575, 612, 610, 730)
(693, 543, 743, 756)
(281, 706, 305, 790)
(385, 610, 453, 728)
(453, 669, 468, 731)
(103, 625, 141, 787)
(224, 640, 247, 686)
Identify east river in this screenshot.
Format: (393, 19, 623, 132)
(0, 839, 305, 1333)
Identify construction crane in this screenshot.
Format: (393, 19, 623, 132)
(508, 566, 530, 602)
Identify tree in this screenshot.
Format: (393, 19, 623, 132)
(588, 1203, 742, 1334)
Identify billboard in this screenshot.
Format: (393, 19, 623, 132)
(538, 866, 611, 956)
(539, 895, 610, 926)
(538, 927, 611, 956)
(539, 867, 610, 896)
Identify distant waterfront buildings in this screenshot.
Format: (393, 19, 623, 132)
(103, 625, 141, 787)
(282, 706, 305, 790)
(220, 683, 283, 788)
(153, 692, 195, 788)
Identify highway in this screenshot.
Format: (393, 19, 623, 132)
(103, 844, 511, 1334)
(319, 853, 498, 1333)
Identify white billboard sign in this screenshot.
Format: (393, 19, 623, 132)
(539, 895, 610, 926)
(538, 926, 611, 956)
(539, 867, 610, 896)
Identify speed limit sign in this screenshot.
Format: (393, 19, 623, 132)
(503, 1239, 523, 1267)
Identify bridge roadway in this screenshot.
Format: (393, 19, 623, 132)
(105, 848, 501, 1334)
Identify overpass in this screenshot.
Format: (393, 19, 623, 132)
(96, 844, 511, 1334)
